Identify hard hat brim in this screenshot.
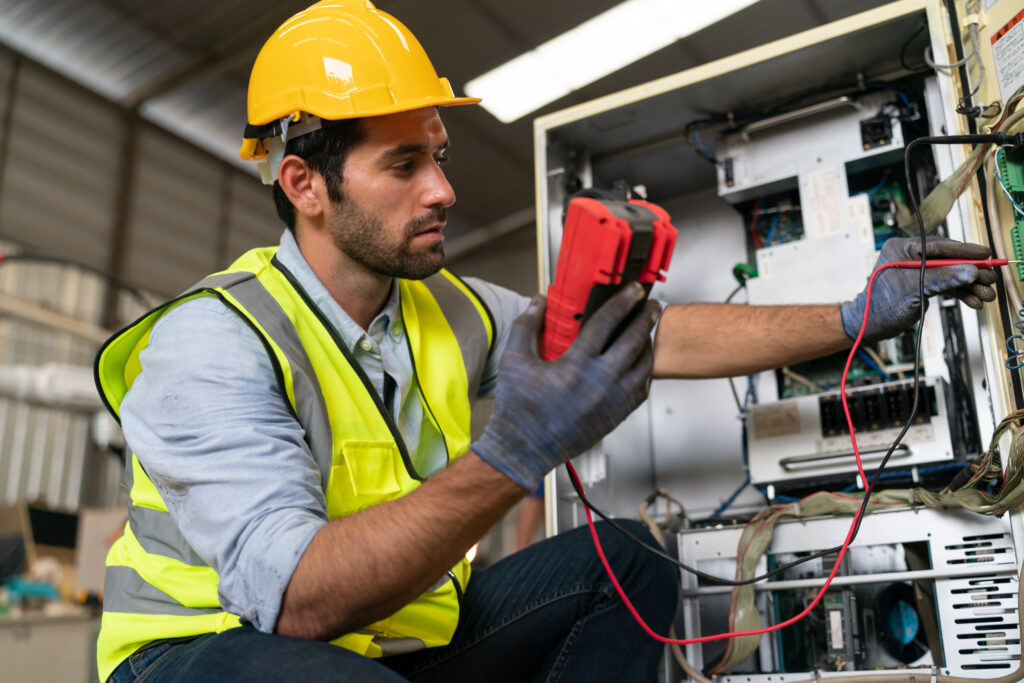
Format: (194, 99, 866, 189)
(239, 97, 481, 161)
(247, 95, 482, 129)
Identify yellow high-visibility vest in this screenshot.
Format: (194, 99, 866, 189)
(93, 246, 493, 682)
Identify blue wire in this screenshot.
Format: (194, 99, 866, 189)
(855, 348, 893, 381)
(885, 87, 925, 134)
(764, 214, 780, 247)
(753, 486, 801, 503)
(840, 461, 969, 492)
(863, 172, 890, 197)
(712, 471, 750, 517)
(692, 127, 720, 165)
(711, 375, 756, 518)
(891, 89, 913, 119)
(918, 461, 969, 476)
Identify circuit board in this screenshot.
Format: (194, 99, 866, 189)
(779, 329, 920, 399)
(998, 147, 1024, 281)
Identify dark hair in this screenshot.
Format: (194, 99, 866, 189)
(271, 118, 367, 230)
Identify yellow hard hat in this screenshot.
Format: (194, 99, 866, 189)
(240, 0, 479, 165)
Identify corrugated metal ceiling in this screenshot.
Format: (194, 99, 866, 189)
(0, 0, 897, 238)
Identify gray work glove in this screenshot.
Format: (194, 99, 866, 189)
(473, 283, 659, 491)
(840, 236, 997, 343)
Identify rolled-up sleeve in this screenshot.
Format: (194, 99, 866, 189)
(118, 297, 326, 633)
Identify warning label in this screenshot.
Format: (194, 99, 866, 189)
(992, 8, 1024, 103)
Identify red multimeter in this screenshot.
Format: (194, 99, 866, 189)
(539, 196, 677, 361)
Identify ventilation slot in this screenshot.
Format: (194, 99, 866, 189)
(939, 535, 1019, 674)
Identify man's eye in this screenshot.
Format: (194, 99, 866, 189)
(393, 161, 414, 172)
(435, 155, 449, 166)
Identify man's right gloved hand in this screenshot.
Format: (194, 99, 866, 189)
(839, 236, 997, 344)
(472, 283, 659, 492)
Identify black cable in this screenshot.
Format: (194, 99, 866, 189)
(571, 132, 1013, 586)
(727, 377, 743, 415)
(0, 252, 152, 311)
(725, 283, 744, 303)
(845, 134, 988, 539)
(946, 0, 982, 120)
(566, 470, 844, 586)
(684, 79, 931, 170)
(899, 22, 928, 73)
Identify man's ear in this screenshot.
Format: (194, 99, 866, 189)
(278, 155, 324, 219)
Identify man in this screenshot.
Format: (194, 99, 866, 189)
(93, 2, 997, 682)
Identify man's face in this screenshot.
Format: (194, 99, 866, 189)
(324, 107, 455, 280)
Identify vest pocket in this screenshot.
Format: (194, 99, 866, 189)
(327, 440, 404, 518)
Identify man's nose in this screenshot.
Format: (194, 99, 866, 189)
(423, 164, 455, 208)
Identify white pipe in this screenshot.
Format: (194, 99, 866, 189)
(0, 363, 103, 411)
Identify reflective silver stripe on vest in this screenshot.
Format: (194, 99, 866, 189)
(129, 505, 206, 567)
(103, 565, 222, 616)
(420, 273, 490, 400)
(425, 570, 458, 592)
(179, 271, 251, 297)
(189, 272, 335, 490)
(124, 454, 135, 491)
(374, 637, 427, 656)
(348, 630, 427, 656)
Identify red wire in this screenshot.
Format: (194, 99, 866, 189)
(566, 256, 1008, 646)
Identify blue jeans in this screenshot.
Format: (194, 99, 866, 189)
(109, 520, 679, 683)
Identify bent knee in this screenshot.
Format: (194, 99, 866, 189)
(596, 519, 680, 597)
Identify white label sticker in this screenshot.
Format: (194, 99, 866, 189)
(757, 249, 773, 280)
(829, 610, 844, 648)
(992, 9, 1024, 104)
(805, 167, 842, 239)
(848, 193, 874, 246)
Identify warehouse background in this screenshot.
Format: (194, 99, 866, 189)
(0, 0, 886, 512)
(0, 2, 928, 679)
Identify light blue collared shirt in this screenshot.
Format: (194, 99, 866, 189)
(119, 230, 528, 633)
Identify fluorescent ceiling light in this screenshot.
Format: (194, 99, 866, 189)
(465, 0, 760, 123)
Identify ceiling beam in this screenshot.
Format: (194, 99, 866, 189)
(120, 49, 253, 107)
(99, 0, 301, 107)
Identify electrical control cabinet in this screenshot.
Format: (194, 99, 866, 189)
(532, 1, 1024, 682)
(707, 81, 981, 489)
(677, 508, 1020, 679)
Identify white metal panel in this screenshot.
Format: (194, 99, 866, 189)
(679, 507, 1020, 678)
(647, 189, 762, 518)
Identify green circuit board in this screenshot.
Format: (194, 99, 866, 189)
(998, 148, 1024, 281)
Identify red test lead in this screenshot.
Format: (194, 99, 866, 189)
(569, 256, 1015, 647)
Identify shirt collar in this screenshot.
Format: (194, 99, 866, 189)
(275, 230, 401, 351)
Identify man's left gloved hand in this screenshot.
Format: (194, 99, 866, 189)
(840, 236, 998, 343)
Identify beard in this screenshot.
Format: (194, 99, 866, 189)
(329, 197, 447, 280)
